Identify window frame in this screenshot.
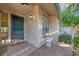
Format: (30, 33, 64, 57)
(42, 15, 49, 38)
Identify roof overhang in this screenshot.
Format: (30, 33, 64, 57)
(0, 3, 59, 17)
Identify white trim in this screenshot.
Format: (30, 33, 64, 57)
(1, 10, 25, 41)
(8, 12, 11, 43)
(1, 10, 25, 17)
(24, 17, 26, 40)
(8, 12, 25, 41)
(49, 30, 58, 36)
(0, 12, 1, 44)
(11, 14, 25, 40)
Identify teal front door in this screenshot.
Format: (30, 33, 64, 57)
(11, 14, 24, 40)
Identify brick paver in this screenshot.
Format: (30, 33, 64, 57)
(0, 41, 36, 56)
(0, 42, 72, 56)
(29, 43, 72, 56)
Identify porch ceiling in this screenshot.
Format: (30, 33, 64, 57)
(0, 3, 31, 16)
(39, 3, 58, 16)
(0, 3, 59, 16)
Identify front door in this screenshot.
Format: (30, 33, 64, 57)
(11, 14, 24, 40)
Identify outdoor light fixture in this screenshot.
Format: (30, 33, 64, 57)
(2, 40, 5, 44)
(29, 15, 33, 20)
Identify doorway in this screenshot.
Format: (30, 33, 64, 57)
(11, 14, 24, 40)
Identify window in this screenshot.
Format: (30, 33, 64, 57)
(0, 12, 8, 40)
(42, 16, 49, 38)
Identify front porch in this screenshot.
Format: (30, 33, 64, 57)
(0, 41, 72, 56)
(0, 3, 59, 47)
(0, 3, 60, 56)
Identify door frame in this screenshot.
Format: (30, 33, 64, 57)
(11, 14, 25, 41)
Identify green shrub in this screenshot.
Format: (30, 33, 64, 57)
(58, 33, 72, 44)
(73, 36, 79, 48)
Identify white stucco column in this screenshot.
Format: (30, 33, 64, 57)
(24, 17, 27, 40)
(0, 12, 1, 45)
(26, 4, 41, 47)
(48, 16, 59, 42)
(8, 13, 11, 43)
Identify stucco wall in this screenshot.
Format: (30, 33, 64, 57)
(25, 7, 49, 47)
(25, 15, 41, 47)
(0, 6, 59, 47)
(48, 16, 59, 42)
(25, 8, 59, 47)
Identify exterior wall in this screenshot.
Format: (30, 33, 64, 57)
(0, 8, 47, 47)
(25, 16, 41, 47)
(0, 5, 59, 47)
(25, 5, 42, 47)
(38, 8, 49, 46)
(48, 16, 59, 42)
(25, 7, 59, 47)
(0, 11, 26, 44)
(25, 5, 49, 47)
(26, 16, 40, 47)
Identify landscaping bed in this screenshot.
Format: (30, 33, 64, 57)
(72, 36, 79, 56)
(58, 33, 72, 44)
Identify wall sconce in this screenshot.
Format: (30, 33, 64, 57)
(29, 15, 33, 20)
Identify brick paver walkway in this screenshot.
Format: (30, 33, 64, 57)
(0, 42, 72, 56)
(0, 41, 36, 56)
(29, 43, 72, 56)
